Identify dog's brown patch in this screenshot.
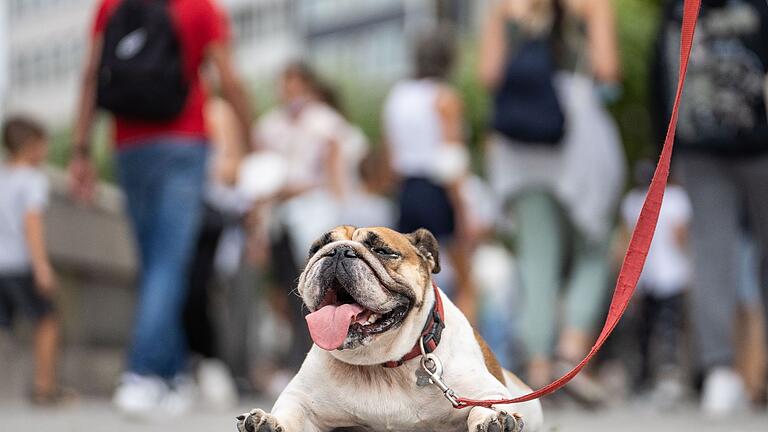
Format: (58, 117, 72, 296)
(335, 225, 356, 240)
(473, 330, 505, 384)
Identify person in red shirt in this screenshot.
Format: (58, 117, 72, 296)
(69, 0, 252, 417)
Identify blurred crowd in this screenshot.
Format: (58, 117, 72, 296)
(1, 0, 767, 423)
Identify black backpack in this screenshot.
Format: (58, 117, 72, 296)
(654, 0, 768, 155)
(97, 0, 188, 121)
(492, 1, 566, 145)
(491, 36, 566, 145)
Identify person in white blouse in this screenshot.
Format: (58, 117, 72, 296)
(253, 62, 348, 374)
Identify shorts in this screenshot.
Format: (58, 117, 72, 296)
(397, 177, 455, 240)
(0, 272, 55, 328)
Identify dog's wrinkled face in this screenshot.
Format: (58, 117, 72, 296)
(298, 226, 440, 364)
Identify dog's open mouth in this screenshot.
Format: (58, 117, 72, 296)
(305, 277, 410, 351)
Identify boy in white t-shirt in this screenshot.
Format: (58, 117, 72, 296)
(620, 162, 692, 403)
(0, 116, 63, 403)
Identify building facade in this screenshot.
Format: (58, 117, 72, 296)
(297, 0, 436, 83)
(222, 0, 301, 86)
(0, 0, 302, 127)
(0, 0, 486, 128)
(4, 0, 92, 126)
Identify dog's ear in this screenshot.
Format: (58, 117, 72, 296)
(406, 228, 441, 274)
(308, 231, 334, 258)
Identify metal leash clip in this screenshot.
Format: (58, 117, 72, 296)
(416, 339, 524, 430)
(418, 337, 464, 408)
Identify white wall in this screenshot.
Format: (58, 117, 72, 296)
(0, 1, 9, 122)
(6, 0, 94, 127)
(225, 0, 302, 82)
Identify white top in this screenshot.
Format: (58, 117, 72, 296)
(460, 175, 501, 233)
(339, 191, 396, 230)
(339, 124, 369, 191)
(255, 101, 346, 190)
(0, 164, 49, 273)
(621, 185, 692, 297)
(383, 79, 443, 178)
(256, 101, 355, 265)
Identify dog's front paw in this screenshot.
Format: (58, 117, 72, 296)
(235, 408, 284, 432)
(475, 410, 524, 432)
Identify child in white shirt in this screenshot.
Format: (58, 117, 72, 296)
(620, 162, 692, 403)
(0, 116, 63, 404)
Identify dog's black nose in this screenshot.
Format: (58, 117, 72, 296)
(330, 245, 357, 259)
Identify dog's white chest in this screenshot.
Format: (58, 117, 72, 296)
(329, 380, 468, 432)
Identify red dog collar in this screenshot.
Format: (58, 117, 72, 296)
(382, 282, 445, 368)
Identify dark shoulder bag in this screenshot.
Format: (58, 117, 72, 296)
(492, 1, 567, 146)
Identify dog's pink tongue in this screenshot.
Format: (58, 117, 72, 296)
(306, 303, 366, 351)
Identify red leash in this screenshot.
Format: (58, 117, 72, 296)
(454, 0, 702, 409)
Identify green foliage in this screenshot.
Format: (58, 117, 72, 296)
(453, 38, 491, 173)
(337, 82, 389, 149)
(48, 116, 115, 182)
(611, 0, 663, 165)
(48, 128, 72, 168)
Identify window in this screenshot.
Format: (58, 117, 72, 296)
(9, 34, 85, 90)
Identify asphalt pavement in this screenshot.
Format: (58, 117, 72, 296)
(1, 398, 766, 432)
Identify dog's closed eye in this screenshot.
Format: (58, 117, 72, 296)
(372, 246, 400, 258)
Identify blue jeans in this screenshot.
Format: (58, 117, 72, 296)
(117, 139, 208, 379)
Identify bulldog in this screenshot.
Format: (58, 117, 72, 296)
(237, 226, 543, 432)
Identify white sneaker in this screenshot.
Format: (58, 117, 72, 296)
(649, 375, 687, 409)
(197, 359, 238, 410)
(161, 375, 197, 417)
(701, 367, 748, 417)
(113, 373, 169, 419)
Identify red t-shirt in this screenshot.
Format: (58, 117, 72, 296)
(92, 0, 230, 149)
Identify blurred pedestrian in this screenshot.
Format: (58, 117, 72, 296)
(651, 0, 768, 416)
(383, 27, 476, 320)
(479, 0, 625, 402)
(182, 97, 247, 410)
(620, 161, 691, 406)
(312, 81, 395, 229)
(0, 116, 66, 404)
(312, 81, 371, 201)
(70, 0, 252, 417)
(253, 62, 347, 381)
(735, 226, 767, 406)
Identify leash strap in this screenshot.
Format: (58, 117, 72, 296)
(455, 0, 701, 409)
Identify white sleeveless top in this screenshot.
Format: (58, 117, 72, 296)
(384, 79, 442, 178)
